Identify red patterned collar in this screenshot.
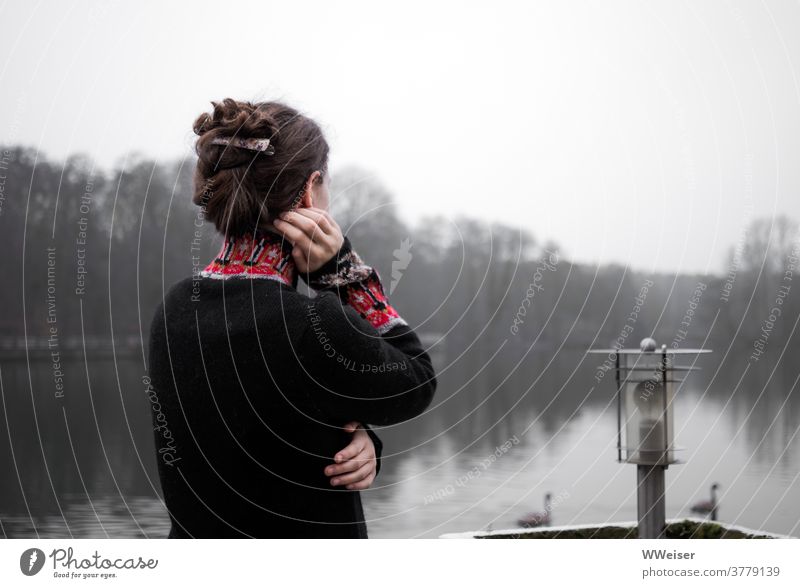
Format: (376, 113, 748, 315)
(201, 230, 297, 287)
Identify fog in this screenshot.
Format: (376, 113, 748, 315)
(2, 0, 800, 272)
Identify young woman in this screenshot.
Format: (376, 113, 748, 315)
(148, 98, 436, 538)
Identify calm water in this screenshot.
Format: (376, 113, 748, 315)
(1, 350, 798, 538)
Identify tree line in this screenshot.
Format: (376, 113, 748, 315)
(1, 144, 797, 384)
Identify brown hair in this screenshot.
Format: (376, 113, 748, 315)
(192, 98, 329, 237)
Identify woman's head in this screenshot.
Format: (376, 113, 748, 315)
(192, 98, 330, 237)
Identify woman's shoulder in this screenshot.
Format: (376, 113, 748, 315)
(149, 277, 315, 349)
(152, 276, 312, 322)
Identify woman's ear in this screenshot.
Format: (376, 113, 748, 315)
(299, 170, 322, 208)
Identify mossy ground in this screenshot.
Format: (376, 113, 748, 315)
(482, 519, 774, 539)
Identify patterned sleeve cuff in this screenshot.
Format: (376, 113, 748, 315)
(302, 237, 408, 335)
(303, 236, 360, 288)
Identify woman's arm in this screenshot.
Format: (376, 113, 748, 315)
(274, 208, 437, 426)
(297, 240, 436, 426)
(302, 235, 407, 335)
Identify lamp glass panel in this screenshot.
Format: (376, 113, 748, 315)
(620, 353, 675, 464)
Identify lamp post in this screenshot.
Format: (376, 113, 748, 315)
(590, 338, 711, 539)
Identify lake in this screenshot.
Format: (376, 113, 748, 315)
(1, 350, 798, 538)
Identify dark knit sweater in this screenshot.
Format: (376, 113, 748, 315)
(147, 229, 436, 538)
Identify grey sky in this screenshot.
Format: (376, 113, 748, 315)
(2, 0, 799, 274)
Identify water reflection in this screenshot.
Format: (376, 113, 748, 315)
(1, 496, 169, 539)
(1, 349, 798, 538)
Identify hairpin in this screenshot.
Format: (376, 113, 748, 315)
(209, 136, 275, 154)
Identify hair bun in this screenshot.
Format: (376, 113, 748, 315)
(191, 98, 329, 238)
(194, 99, 280, 171)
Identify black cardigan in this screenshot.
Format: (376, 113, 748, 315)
(147, 232, 436, 538)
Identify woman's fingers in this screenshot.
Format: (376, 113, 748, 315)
(324, 423, 377, 489)
(271, 218, 307, 247)
(278, 210, 329, 243)
(345, 472, 376, 491)
(325, 455, 366, 477)
(291, 207, 333, 235)
(342, 421, 361, 434)
(273, 208, 344, 273)
(272, 215, 319, 255)
(329, 461, 373, 487)
(292, 207, 341, 239)
(333, 433, 366, 464)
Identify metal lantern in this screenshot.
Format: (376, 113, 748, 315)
(590, 338, 711, 538)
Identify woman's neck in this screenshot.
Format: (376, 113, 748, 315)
(200, 229, 297, 287)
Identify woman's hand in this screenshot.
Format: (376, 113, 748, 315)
(272, 207, 344, 273)
(324, 421, 377, 490)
